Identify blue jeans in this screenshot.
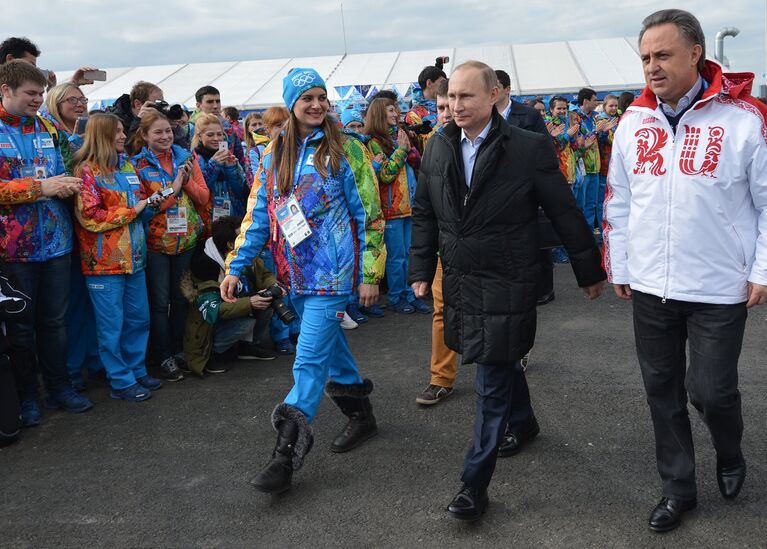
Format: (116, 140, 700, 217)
(67, 258, 102, 382)
(212, 309, 271, 354)
(86, 271, 150, 390)
(283, 294, 363, 422)
(384, 217, 415, 305)
(5, 254, 71, 396)
(596, 174, 607, 232)
(146, 249, 193, 362)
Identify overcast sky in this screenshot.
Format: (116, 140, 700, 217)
(9, 0, 767, 84)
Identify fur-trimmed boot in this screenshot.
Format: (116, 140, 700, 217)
(250, 403, 314, 493)
(325, 379, 378, 453)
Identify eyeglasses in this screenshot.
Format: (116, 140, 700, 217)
(60, 96, 89, 106)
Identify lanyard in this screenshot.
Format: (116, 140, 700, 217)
(146, 147, 182, 188)
(1, 118, 44, 165)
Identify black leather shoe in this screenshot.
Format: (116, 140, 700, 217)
(536, 290, 555, 306)
(717, 454, 746, 500)
(498, 417, 540, 458)
(648, 496, 697, 532)
(447, 485, 488, 521)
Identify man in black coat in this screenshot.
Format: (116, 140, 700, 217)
(409, 60, 606, 521)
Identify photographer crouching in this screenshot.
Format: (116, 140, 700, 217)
(181, 216, 285, 377)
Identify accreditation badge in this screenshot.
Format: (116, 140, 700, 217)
(166, 206, 187, 234)
(275, 196, 312, 248)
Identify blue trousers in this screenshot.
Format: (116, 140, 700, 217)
(86, 271, 150, 390)
(384, 217, 415, 305)
(67, 259, 102, 382)
(461, 361, 532, 490)
(5, 254, 71, 396)
(575, 173, 600, 229)
(283, 294, 363, 422)
(596, 174, 607, 232)
(146, 249, 193, 361)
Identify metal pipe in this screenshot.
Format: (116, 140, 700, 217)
(715, 27, 740, 68)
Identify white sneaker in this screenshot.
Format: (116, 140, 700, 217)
(340, 311, 358, 330)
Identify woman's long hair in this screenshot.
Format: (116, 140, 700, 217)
(243, 112, 261, 150)
(129, 110, 170, 153)
(272, 113, 345, 196)
(72, 113, 121, 177)
(191, 113, 223, 150)
(364, 98, 396, 156)
(43, 83, 83, 132)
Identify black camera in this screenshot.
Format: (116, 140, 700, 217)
(404, 119, 433, 135)
(257, 284, 297, 325)
(152, 100, 186, 121)
(435, 56, 449, 70)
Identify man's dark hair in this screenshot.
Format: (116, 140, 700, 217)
(549, 95, 569, 111)
(369, 89, 398, 103)
(417, 66, 447, 90)
(577, 88, 597, 106)
(0, 60, 46, 90)
(195, 85, 220, 103)
(435, 78, 449, 99)
(211, 216, 244, 257)
(618, 91, 635, 113)
(495, 70, 511, 89)
(222, 106, 239, 122)
(639, 9, 706, 72)
(0, 37, 40, 64)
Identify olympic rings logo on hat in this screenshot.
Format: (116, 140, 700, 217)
(291, 71, 317, 88)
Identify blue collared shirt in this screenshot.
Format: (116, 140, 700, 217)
(461, 119, 493, 187)
(659, 74, 705, 117)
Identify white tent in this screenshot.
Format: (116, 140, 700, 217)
(69, 38, 647, 110)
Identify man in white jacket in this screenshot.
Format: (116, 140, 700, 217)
(604, 9, 767, 533)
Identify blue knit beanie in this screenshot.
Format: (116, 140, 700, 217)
(282, 68, 327, 112)
(340, 109, 364, 128)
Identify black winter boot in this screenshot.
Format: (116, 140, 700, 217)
(325, 379, 378, 453)
(250, 403, 313, 493)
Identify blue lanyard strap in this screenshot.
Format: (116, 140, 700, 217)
(147, 148, 182, 188)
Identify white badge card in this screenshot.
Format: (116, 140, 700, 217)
(212, 196, 232, 222)
(126, 175, 140, 186)
(275, 196, 312, 248)
(166, 206, 188, 234)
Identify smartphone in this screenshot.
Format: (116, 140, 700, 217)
(83, 70, 107, 81)
(74, 117, 88, 136)
(218, 141, 228, 153)
(38, 69, 50, 81)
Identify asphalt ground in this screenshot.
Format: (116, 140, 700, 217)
(2, 265, 766, 548)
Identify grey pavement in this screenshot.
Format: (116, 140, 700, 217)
(2, 265, 766, 548)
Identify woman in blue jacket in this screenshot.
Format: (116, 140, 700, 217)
(220, 68, 386, 494)
(192, 113, 249, 229)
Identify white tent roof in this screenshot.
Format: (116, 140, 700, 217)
(71, 38, 646, 110)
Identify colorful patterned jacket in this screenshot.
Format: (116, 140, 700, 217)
(131, 145, 209, 255)
(0, 105, 72, 262)
(38, 108, 83, 175)
(367, 133, 420, 219)
(227, 130, 386, 295)
(597, 113, 618, 177)
(194, 146, 249, 225)
(544, 114, 577, 184)
(75, 158, 153, 275)
(246, 133, 271, 181)
(573, 108, 601, 174)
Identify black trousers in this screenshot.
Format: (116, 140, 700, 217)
(632, 291, 746, 499)
(461, 361, 532, 490)
(537, 249, 554, 298)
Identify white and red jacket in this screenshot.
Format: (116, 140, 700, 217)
(604, 61, 767, 304)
